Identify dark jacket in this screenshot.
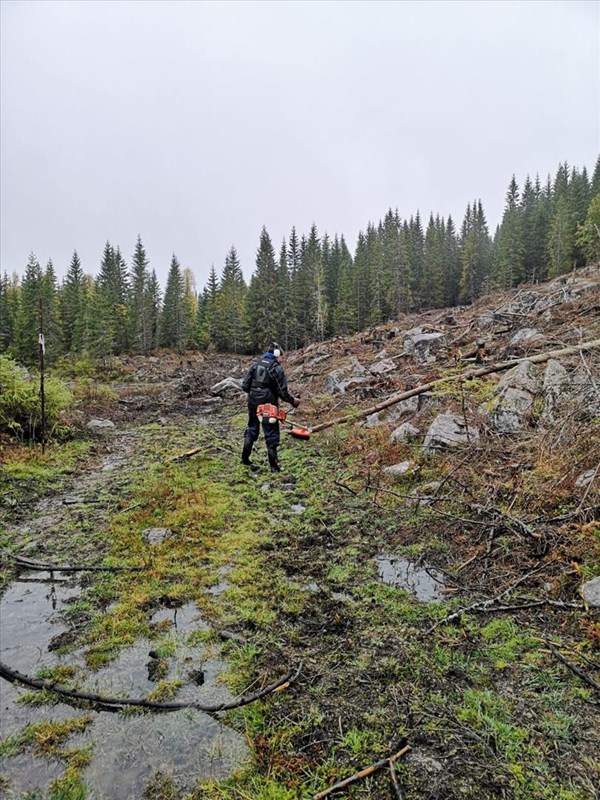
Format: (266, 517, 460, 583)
(242, 353, 296, 407)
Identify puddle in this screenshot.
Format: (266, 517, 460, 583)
(376, 555, 446, 601)
(0, 587, 249, 797)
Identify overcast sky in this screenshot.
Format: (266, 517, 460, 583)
(1, 0, 598, 289)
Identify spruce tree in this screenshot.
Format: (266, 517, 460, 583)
(245, 227, 280, 352)
(13, 253, 43, 364)
(576, 192, 600, 263)
(61, 251, 86, 353)
(0, 272, 14, 353)
(130, 235, 151, 353)
(495, 176, 524, 289)
(216, 246, 247, 353)
(40, 259, 62, 360)
(146, 269, 162, 351)
(160, 255, 185, 350)
(287, 227, 303, 349)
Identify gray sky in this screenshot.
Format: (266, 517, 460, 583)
(1, 0, 598, 289)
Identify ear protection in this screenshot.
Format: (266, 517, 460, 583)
(273, 348, 281, 357)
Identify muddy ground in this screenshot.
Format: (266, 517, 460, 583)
(1, 269, 600, 800)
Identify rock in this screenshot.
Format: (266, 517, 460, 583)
(490, 387, 535, 433)
(488, 362, 541, 433)
(324, 364, 370, 394)
(390, 422, 420, 443)
(403, 328, 449, 363)
(210, 377, 243, 398)
(142, 527, 173, 545)
(509, 328, 544, 347)
(365, 413, 382, 428)
(383, 461, 414, 476)
(369, 359, 396, 375)
(424, 412, 479, 451)
(497, 361, 541, 395)
(582, 576, 600, 608)
(575, 468, 597, 488)
(86, 419, 116, 435)
(374, 348, 388, 359)
(540, 359, 569, 424)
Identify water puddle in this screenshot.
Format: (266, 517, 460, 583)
(0, 583, 249, 797)
(376, 555, 446, 601)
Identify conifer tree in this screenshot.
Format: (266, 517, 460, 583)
(197, 266, 219, 350)
(421, 214, 445, 308)
(287, 227, 303, 349)
(0, 272, 14, 353)
(146, 269, 162, 351)
(332, 235, 357, 335)
(61, 251, 86, 353)
(40, 259, 62, 359)
(160, 255, 185, 350)
(215, 246, 247, 353)
(495, 176, 524, 289)
(576, 192, 600, 263)
(13, 252, 43, 363)
(245, 228, 281, 352)
(130, 235, 151, 353)
(181, 268, 198, 348)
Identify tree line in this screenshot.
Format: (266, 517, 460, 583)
(1, 157, 599, 364)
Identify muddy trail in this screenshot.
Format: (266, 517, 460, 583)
(1, 269, 600, 799)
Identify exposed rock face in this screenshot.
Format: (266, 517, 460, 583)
(488, 362, 540, 433)
(390, 422, 420, 443)
(210, 377, 243, 398)
(582, 576, 600, 608)
(424, 412, 479, 451)
(403, 328, 449, 363)
(86, 419, 116, 435)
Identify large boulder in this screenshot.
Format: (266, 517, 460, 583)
(424, 412, 479, 452)
(210, 377, 243, 398)
(365, 395, 421, 428)
(539, 360, 569, 425)
(403, 328, 449, 364)
(488, 362, 541, 433)
(491, 387, 536, 433)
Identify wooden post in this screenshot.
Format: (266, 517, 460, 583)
(38, 299, 46, 454)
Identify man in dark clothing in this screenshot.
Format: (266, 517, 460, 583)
(241, 342, 300, 472)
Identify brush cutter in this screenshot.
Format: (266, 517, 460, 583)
(256, 403, 311, 441)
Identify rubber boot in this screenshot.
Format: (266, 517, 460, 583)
(267, 446, 281, 473)
(241, 437, 258, 471)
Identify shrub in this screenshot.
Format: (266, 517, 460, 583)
(0, 355, 73, 441)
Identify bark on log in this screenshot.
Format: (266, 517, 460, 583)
(311, 339, 600, 433)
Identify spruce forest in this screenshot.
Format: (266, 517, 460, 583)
(1, 158, 600, 364)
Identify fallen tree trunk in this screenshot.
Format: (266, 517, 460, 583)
(311, 339, 600, 434)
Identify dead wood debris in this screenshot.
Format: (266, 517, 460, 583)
(14, 556, 146, 573)
(313, 742, 411, 799)
(0, 659, 302, 714)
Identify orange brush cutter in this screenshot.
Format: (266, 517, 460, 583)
(256, 404, 311, 440)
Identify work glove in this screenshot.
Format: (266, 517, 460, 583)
(291, 397, 300, 408)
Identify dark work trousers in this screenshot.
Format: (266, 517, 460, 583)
(245, 405, 280, 447)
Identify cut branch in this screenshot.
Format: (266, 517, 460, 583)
(313, 743, 411, 799)
(0, 659, 301, 714)
(311, 339, 600, 433)
(14, 556, 146, 573)
(546, 642, 600, 693)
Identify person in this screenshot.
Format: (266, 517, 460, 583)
(241, 342, 300, 472)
